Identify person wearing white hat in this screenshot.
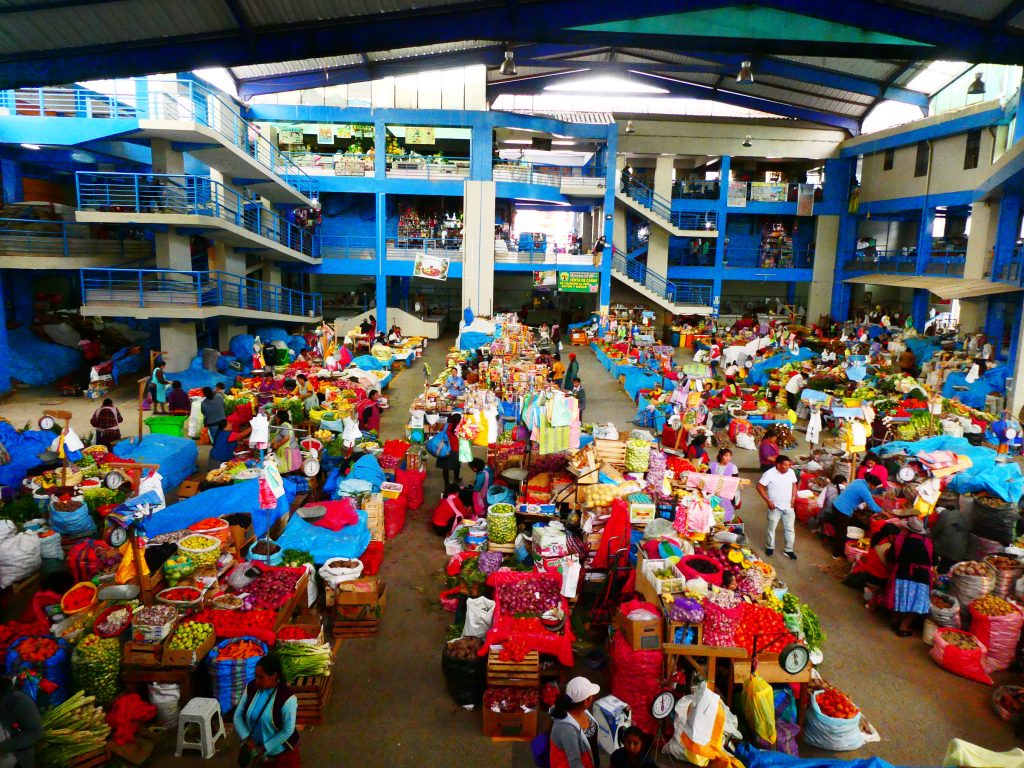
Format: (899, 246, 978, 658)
(549, 676, 600, 768)
(889, 516, 934, 637)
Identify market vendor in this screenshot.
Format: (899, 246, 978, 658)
(820, 345, 838, 364)
(358, 391, 382, 435)
(90, 398, 123, 449)
(149, 357, 169, 414)
(930, 504, 969, 573)
(0, 674, 43, 768)
(889, 517, 934, 637)
(468, 458, 495, 516)
(898, 346, 917, 374)
(829, 474, 884, 559)
(758, 429, 780, 472)
(550, 354, 566, 384)
(562, 353, 580, 390)
(550, 677, 600, 768)
(445, 366, 466, 398)
(166, 380, 191, 414)
(386, 324, 403, 345)
(851, 522, 899, 609)
(233, 655, 301, 768)
(783, 370, 805, 411)
(272, 410, 301, 474)
(431, 484, 467, 535)
(293, 374, 319, 413)
(855, 454, 889, 487)
(200, 387, 227, 446)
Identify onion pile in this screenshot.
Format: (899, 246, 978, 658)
(497, 579, 560, 616)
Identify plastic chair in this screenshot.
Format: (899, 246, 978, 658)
(175, 697, 226, 759)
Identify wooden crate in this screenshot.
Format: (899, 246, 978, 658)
(483, 706, 538, 740)
(270, 569, 310, 631)
(486, 650, 540, 688)
(68, 746, 109, 768)
(331, 580, 386, 638)
(292, 673, 334, 725)
(594, 438, 626, 469)
(123, 641, 164, 666)
(332, 618, 381, 639)
(177, 479, 202, 499)
(162, 628, 216, 667)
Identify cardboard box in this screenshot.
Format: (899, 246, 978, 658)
(628, 501, 656, 524)
(333, 577, 386, 621)
(482, 707, 538, 739)
(617, 613, 663, 651)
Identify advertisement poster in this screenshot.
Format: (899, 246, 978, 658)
(278, 127, 304, 145)
(413, 254, 449, 281)
(749, 182, 787, 202)
(406, 127, 435, 145)
(727, 181, 747, 208)
(557, 271, 599, 293)
(533, 271, 557, 287)
(316, 125, 335, 145)
(796, 184, 815, 216)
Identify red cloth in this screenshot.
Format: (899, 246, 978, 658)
(264, 748, 302, 768)
(591, 499, 631, 570)
(310, 500, 359, 531)
(484, 571, 575, 667)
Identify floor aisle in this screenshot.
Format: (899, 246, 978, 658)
(3, 340, 1017, 765)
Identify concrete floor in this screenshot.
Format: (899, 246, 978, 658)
(2, 340, 1022, 766)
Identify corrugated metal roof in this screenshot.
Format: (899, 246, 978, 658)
(902, 0, 1007, 20)
(232, 56, 365, 79)
(753, 74, 875, 105)
(239, 0, 465, 26)
(776, 56, 902, 82)
(367, 41, 492, 62)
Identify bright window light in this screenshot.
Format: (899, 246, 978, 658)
(193, 68, 238, 99)
(906, 61, 970, 95)
(543, 76, 668, 94)
(861, 100, 930, 134)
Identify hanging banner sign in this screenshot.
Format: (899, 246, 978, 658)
(278, 128, 304, 145)
(749, 182, 787, 202)
(406, 127, 436, 145)
(797, 184, 815, 216)
(533, 271, 557, 287)
(727, 181, 747, 208)
(316, 125, 335, 146)
(413, 254, 450, 281)
(557, 272, 599, 293)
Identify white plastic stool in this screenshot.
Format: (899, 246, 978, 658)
(175, 697, 226, 759)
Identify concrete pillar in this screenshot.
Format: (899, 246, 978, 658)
(210, 243, 245, 275)
(218, 321, 247, 351)
(374, 120, 386, 180)
(959, 199, 1001, 334)
(151, 139, 185, 175)
(653, 156, 674, 202)
(462, 180, 496, 316)
(0, 275, 11, 393)
(714, 155, 731, 265)
(262, 257, 282, 286)
(159, 320, 198, 371)
(1007, 301, 1024, 416)
(915, 208, 935, 274)
(613, 205, 627, 254)
(470, 123, 493, 181)
(155, 231, 192, 271)
(648, 229, 669, 276)
(581, 211, 593, 251)
(808, 216, 839, 325)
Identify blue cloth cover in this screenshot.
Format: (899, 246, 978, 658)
(747, 348, 816, 386)
(112, 435, 198, 494)
(349, 355, 389, 371)
(273, 510, 371, 564)
(110, 346, 145, 385)
(904, 337, 942, 364)
(0, 424, 54, 488)
(7, 327, 81, 386)
(941, 365, 1008, 409)
(734, 742, 908, 768)
(879, 435, 1024, 503)
(459, 332, 494, 351)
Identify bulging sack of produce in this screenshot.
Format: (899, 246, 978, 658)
(6, 636, 70, 707)
(208, 637, 268, 713)
(969, 596, 1024, 673)
(441, 637, 486, 708)
(384, 497, 407, 539)
(464, 596, 495, 638)
(929, 591, 961, 628)
(930, 628, 993, 685)
(148, 682, 181, 729)
(701, 597, 743, 647)
(625, 438, 651, 473)
(741, 674, 776, 745)
(49, 498, 96, 537)
(71, 635, 120, 706)
(486, 504, 516, 545)
(0, 529, 41, 589)
(803, 689, 864, 752)
(949, 561, 996, 621)
(395, 468, 426, 511)
(318, 558, 364, 590)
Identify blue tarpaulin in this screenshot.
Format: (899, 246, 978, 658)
(252, 327, 290, 343)
(459, 332, 494, 351)
(8, 328, 81, 386)
(734, 742, 913, 768)
(275, 509, 371, 564)
(0, 423, 54, 488)
(879, 435, 1024, 503)
(110, 346, 145, 385)
(942, 365, 1008, 410)
(747, 348, 816, 386)
(905, 336, 943, 365)
(113, 435, 198, 494)
(139, 476, 299, 538)
(165, 355, 237, 392)
(349, 355, 389, 371)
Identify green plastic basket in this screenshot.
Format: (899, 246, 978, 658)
(145, 415, 188, 436)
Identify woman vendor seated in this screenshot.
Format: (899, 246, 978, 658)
(445, 367, 466, 398)
(431, 485, 468, 534)
(855, 453, 889, 487)
(386, 325, 403, 345)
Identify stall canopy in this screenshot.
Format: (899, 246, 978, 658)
(844, 275, 1023, 300)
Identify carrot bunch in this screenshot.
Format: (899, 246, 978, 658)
(217, 640, 264, 660)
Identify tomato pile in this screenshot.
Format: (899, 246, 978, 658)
(734, 603, 795, 654)
(61, 583, 96, 613)
(496, 637, 533, 662)
(159, 587, 202, 602)
(18, 637, 58, 663)
(278, 625, 319, 640)
(816, 688, 860, 719)
(192, 609, 277, 643)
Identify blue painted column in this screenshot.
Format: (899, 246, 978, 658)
(911, 289, 930, 331)
(134, 78, 150, 118)
(786, 282, 796, 305)
(599, 126, 618, 308)
(9, 272, 33, 326)
(374, 120, 386, 180)
(714, 155, 731, 269)
(711, 278, 723, 317)
(470, 123, 493, 181)
(993, 193, 1022, 278)
(915, 208, 936, 275)
(375, 192, 387, 329)
(1005, 297, 1021, 365)
(0, 159, 22, 205)
(0, 274, 11, 394)
(986, 299, 1007, 355)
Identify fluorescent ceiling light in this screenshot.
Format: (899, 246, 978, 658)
(20, 143, 40, 150)
(544, 76, 668, 94)
(551, 140, 575, 146)
(502, 140, 533, 145)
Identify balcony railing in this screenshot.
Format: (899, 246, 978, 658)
(495, 250, 594, 265)
(723, 248, 815, 269)
(1, 81, 314, 198)
(921, 249, 966, 276)
(621, 177, 718, 231)
(672, 180, 720, 200)
(75, 172, 317, 259)
(386, 239, 465, 261)
(385, 155, 470, 180)
(0, 218, 152, 260)
(844, 248, 917, 274)
(320, 236, 376, 259)
(612, 247, 711, 306)
(285, 151, 374, 177)
(728, 181, 823, 204)
(80, 268, 322, 317)
(493, 161, 606, 189)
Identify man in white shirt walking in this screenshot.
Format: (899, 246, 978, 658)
(757, 455, 798, 559)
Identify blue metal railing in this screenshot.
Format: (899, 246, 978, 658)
(495, 249, 593, 265)
(723, 248, 815, 269)
(493, 161, 606, 188)
(621, 177, 718, 231)
(284, 151, 374, 177)
(672, 180, 720, 200)
(75, 172, 317, 259)
(80, 268, 322, 317)
(611, 247, 711, 306)
(0, 218, 152, 260)
(922, 249, 966, 276)
(386, 155, 470, 180)
(1, 81, 315, 199)
(844, 248, 917, 274)
(320, 235, 376, 259)
(997, 246, 1024, 284)
(386, 238, 465, 260)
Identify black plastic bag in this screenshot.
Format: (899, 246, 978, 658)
(441, 645, 486, 708)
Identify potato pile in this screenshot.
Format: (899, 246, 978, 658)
(445, 636, 483, 660)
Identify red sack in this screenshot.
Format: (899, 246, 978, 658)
(310, 499, 359, 531)
(396, 468, 427, 511)
(384, 497, 408, 538)
(930, 628, 993, 684)
(359, 541, 384, 576)
(678, 554, 724, 586)
(609, 632, 662, 735)
(67, 540, 104, 583)
(969, 601, 1024, 673)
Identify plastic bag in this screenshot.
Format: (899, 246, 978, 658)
(458, 437, 473, 463)
(0, 530, 41, 589)
(803, 689, 864, 751)
(702, 600, 743, 647)
(930, 628, 994, 685)
(147, 682, 180, 729)
(942, 738, 1024, 768)
(969, 601, 1024, 673)
(384, 497, 408, 538)
(318, 558, 364, 590)
(464, 596, 495, 638)
(441, 641, 486, 708)
(741, 674, 776, 745)
(137, 470, 166, 509)
(929, 590, 961, 628)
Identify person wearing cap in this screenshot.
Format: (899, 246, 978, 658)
(0, 675, 43, 767)
(562, 354, 579, 391)
(888, 516, 934, 637)
(550, 677, 600, 768)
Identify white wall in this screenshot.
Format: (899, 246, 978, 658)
(618, 118, 846, 160)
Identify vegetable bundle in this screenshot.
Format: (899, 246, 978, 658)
(38, 691, 111, 768)
(275, 642, 333, 681)
(71, 635, 120, 705)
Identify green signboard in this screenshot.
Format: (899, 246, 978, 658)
(557, 271, 599, 293)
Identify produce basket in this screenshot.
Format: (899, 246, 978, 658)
(93, 604, 132, 638)
(643, 558, 685, 594)
(156, 586, 205, 609)
(131, 606, 178, 644)
(187, 517, 230, 546)
(177, 533, 220, 568)
(60, 582, 98, 616)
(487, 504, 516, 545)
(984, 555, 1024, 597)
(992, 685, 1024, 723)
